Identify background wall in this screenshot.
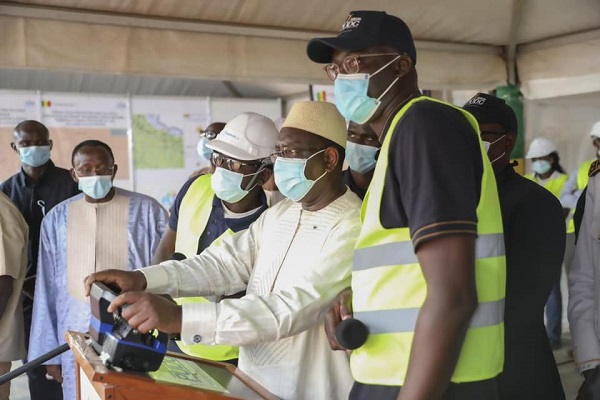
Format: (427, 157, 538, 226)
(0, 90, 282, 209)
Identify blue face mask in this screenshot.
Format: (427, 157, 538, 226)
(77, 175, 113, 199)
(18, 145, 51, 167)
(211, 167, 261, 203)
(346, 141, 379, 173)
(274, 149, 327, 202)
(197, 137, 213, 161)
(334, 56, 401, 124)
(532, 160, 552, 175)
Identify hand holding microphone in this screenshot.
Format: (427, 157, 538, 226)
(324, 288, 368, 351)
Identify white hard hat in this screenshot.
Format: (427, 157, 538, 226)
(207, 112, 278, 161)
(590, 121, 600, 139)
(525, 137, 558, 159)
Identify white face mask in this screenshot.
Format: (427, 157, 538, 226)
(482, 135, 506, 164)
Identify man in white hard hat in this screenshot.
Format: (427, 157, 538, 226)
(151, 112, 279, 365)
(85, 101, 360, 400)
(525, 137, 570, 350)
(524, 137, 569, 202)
(152, 112, 278, 264)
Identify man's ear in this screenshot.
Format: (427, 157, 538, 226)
(70, 168, 78, 183)
(111, 165, 119, 181)
(48, 139, 53, 150)
(505, 133, 517, 154)
(323, 147, 340, 172)
(395, 55, 412, 77)
(10, 142, 17, 152)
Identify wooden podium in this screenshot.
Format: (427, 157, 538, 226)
(66, 331, 279, 400)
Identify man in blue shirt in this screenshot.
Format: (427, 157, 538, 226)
(0, 120, 79, 400)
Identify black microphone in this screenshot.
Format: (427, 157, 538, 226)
(0, 343, 70, 385)
(335, 318, 369, 350)
(170, 252, 187, 261)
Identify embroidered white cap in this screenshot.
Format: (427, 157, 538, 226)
(282, 101, 347, 148)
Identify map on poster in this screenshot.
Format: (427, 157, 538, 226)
(131, 97, 211, 207)
(40, 93, 131, 186)
(0, 91, 39, 182)
(132, 113, 184, 169)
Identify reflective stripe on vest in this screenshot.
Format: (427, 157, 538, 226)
(354, 298, 505, 334)
(353, 232, 505, 270)
(350, 96, 506, 386)
(174, 174, 215, 257)
(174, 174, 239, 361)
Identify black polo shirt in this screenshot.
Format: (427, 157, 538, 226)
(494, 165, 566, 399)
(380, 97, 482, 249)
(342, 169, 368, 200)
(0, 160, 80, 277)
(350, 98, 489, 400)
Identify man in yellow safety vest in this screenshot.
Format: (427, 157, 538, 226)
(151, 112, 279, 363)
(307, 10, 506, 400)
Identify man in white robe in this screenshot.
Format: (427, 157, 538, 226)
(28, 140, 167, 400)
(86, 102, 360, 400)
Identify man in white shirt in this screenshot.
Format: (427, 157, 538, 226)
(85, 101, 361, 400)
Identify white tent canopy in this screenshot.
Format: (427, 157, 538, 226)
(1, 0, 599, 98)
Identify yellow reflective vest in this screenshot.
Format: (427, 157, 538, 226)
(523, 173, 568, 200)
(577, 160, 594, 191)
(173, 174, 239, 361)
(525, 172, 570, 232)
(351, 97, 506, 386)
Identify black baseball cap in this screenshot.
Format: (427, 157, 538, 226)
(307, 11, 417, 65)
(463, 93, 518, 135)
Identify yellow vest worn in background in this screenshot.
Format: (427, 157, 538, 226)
(351, 97, 506, 386)
(525, 172, 571, 232)
(566, 159, 595, 233)
(174, 174, 238, 361)
(524, 173, 568, 200)
(577, 160, 594, 191)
